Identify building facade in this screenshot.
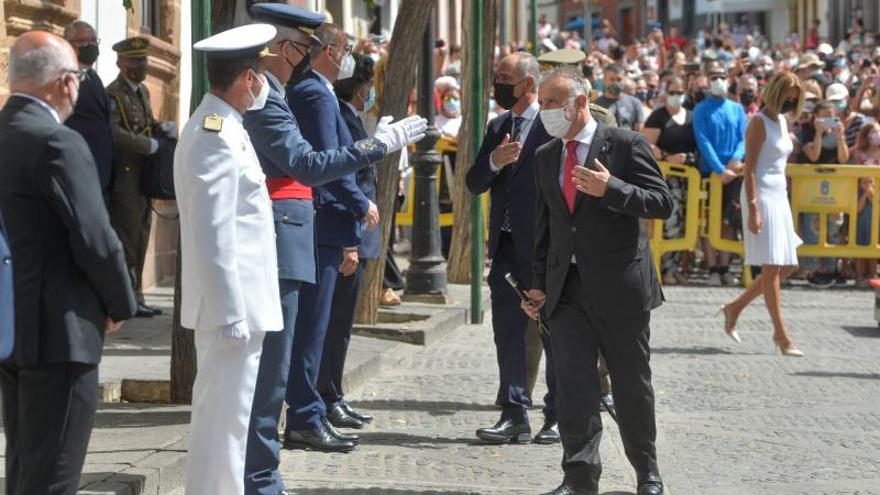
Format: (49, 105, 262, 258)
(0, 0, 187, 290)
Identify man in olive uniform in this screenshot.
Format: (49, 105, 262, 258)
(107, 37, 170, 317)
(536, 48, 616, 414)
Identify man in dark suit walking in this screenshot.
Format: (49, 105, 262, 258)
(0, 31, 137, 495)
(319, 53, 380, 430)
(63, 20, 115, 201)
(466, 52, 559, 445)
(284, 23, 375, 453)
(523, 66, 672, 495)
(0, 212, 12, 362)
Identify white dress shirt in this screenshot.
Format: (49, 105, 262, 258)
(558, 117, 598, 189)
(489, 100, 540, 171)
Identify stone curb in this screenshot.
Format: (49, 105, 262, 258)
(83, 315, 463, 494)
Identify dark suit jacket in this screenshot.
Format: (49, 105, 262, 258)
(339, 100, 380, 260)
(466, 110, 553, 276)
(0, 213, 12, 360)
(532, 120, 673, 319)
(65, 69, 115, 200)
(288, 71, 369, 248)
(244, 72, 383, 283)
(0, 96, 137, 365)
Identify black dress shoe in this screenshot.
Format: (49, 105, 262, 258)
(532, 418, 560, 444)
(322, 416, 359, 444)
(599, 394, 615, 413)
(340, 400, 373, 422)
(637, 473, 664, 495)
(135, 303, 155, 318)
(541, 483, 596, 495)
(327, 403, 364, 429)
(282, 424, 356, 452)
(475, 417, 531, 444)
(144, 304, 163, 316)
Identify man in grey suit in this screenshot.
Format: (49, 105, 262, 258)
(522, 66, 672, 495)
(0, 31, 136, 494)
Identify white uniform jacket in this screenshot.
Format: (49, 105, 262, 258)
(174, 93, 282, 333)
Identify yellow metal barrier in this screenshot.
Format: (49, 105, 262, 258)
(650, 162, 703, 277)
(789, 164, 880, 258)
(702, 164, 880, 286)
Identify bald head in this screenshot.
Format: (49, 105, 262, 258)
(9, 31, 77, 90)
(8, 31, 81, 121)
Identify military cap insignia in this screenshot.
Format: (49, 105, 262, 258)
(203, 114, 223, 132)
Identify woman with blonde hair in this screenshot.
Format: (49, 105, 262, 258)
(719, 72, 805, 357)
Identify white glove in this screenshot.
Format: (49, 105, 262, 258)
(221, 320, 251, 341)
(158, 121, 178, 137)
(148, 138, 159, 155)
(373, 115, 428, 154)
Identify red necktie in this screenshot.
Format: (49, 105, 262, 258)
(563, 140, 579, 213)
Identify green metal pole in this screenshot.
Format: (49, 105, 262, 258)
(190, 0, 211, 114)
(469, 0, 484, 324)
(529, 0, 538, 55)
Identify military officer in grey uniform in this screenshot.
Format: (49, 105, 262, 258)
(107, 37, 172, 317)
(536, 48, 616, 413)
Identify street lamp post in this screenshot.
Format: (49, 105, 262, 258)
(405, 11, 447, 297)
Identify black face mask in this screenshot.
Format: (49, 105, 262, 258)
(493, 81, 520, 110)
(78, 44, 99, 66)
(289, 51, 311, 85)
(127, 66, 148, 84)
(740, 90, 757, 106)
(635, 90, 648, 102)
(780, 98, 797, 114)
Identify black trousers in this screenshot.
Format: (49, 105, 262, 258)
(319, 262, 366, 407)
(547, 267, 658, 492)
(488, 232, 556, 422)
(0, 362, 99, 495)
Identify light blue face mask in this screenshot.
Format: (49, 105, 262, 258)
(361, 86, 376, 112)
(443, 98, 461, 114)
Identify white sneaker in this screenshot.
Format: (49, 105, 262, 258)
(721, 272, 738, 286)
(707, 272, 722, 286)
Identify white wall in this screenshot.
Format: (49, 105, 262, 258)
(179, 0, 192, 124)
(78, 0, 128, 85)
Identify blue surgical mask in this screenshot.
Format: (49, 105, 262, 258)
(362, 86, 376, 112)
(443, 98, 461, 114)
(835, 100, 848, 113)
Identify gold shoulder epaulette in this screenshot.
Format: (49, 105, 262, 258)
(203, 114, 223, 132)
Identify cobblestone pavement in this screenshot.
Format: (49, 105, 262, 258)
(281, 285, 880, 495)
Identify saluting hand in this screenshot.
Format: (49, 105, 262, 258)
(490, 134, 522, 168)
(573, 159, 611, 198)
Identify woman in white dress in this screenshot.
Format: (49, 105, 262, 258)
(719, 72, 805, 357)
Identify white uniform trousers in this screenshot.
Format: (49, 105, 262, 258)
(186, 329, 265, 494)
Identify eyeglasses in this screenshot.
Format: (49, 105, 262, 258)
(280, 39, 313, 57)
(328, 43, 353, 55)
(62, 68, 88, 82)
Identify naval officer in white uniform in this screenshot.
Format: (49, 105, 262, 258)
(174, 24, 282, 494)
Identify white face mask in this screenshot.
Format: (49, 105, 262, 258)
(248, 71, 269, 111)
(710, 78, 728, 97)
(540, 100, 575, 139)
(337, 53, 355, 80)
(666, 94, 685, 107)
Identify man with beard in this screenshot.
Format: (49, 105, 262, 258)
(107, 37, 173, 318)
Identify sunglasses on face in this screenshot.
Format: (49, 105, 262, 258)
(667, 91, 684, 96)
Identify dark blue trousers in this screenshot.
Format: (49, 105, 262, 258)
(285, 244, 342, 431)
(487, 232, 539, 422)
(244, 279, 300, 495)
(318, 262, 365, 408)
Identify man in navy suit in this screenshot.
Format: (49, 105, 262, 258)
(0, 211, 12, 361)
(319, 53, 379, 430)
(283, 23, 375, 454)
(243, 5, 426, 494)
(466, 52, 559, 444)
(63, 20, 115, 201)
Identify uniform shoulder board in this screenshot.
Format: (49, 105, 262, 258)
(203, 113, 223, 132)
